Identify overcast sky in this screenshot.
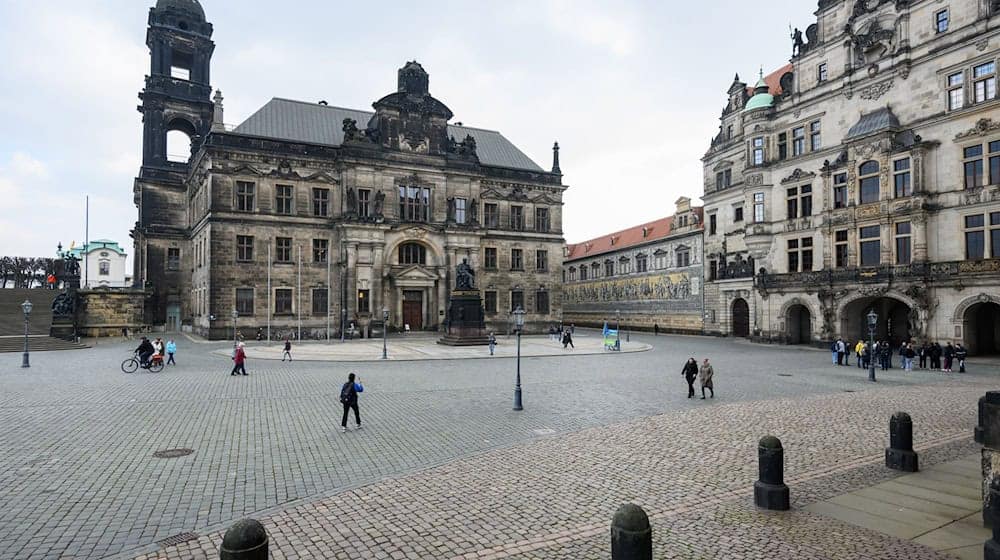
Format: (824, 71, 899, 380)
(0, 0, 817, 262)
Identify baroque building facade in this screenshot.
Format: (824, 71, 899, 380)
(702, 0, 1000, 354)
(562, 198, 704, 333)
(131, 0, 566, 339)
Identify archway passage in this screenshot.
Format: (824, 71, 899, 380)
(841, 296, 912, 348)
(732, 298, 750, 338)
(965, 302, 1000, 355)
(787, 304, 811, 344)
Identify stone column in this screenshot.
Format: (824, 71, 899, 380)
(345, 243, 358, 319)
(372, 245, 384, 319)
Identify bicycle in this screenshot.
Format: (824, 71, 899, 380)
(121, 352, 164, 373)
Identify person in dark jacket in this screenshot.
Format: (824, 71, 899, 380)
(230, 343, 247, 376)
(282, 338, 292, 362)
(340, 372, 364, 433)
(134, 337, 154, 367)
(918, 342, 928, 369)
(956, 343, 968, 373)
(682, 358, 699, 398)
(929, 342, 942, 370)
(943, 342, 955, 373)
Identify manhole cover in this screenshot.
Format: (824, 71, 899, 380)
(152, 448, 194, 459)
(777, 373, 792, 377)
(158, 532, 199, 548)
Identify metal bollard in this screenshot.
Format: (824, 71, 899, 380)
(219, 518, 268, 560)
(611, 503, 651, 560)
(885, 412, 919, 472)
(986, 478, 1000, 559)
(754, 435, 790, 511)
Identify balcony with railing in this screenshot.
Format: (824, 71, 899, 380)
(758, 259, 1000, 289)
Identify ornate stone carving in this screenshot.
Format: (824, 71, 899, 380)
(746, 174, 764, 186)
(955, 118, 1000, 140)
(976, 38, 989, 52)
(780, 168, 816, 184)
(857, 203, 881, 219)
(858, 285, 889, 297)
(858, 79, 893, 100)
(455, 258, 475, 290)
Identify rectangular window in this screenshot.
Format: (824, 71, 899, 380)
(753, 192, 765, 223)
(605, 260, 614, 277)
(99, 261, 110, 275)
(275, 237, 292, 263)
(536, 250, 548, 272)
(535, 291, 550, 314)
(398, 186, 431, 222)
(275, 185, 293, 215)
(167, 248, 180, 271)
(792, 126, 805, 156)
(312, 288, 328, 316)
(787, 239, 799, 272)
(724, 169, 731, 187)
(312, 188, 329, 217)
(235, 181, 255, 212)
(802, 238, 813, 271)
(966, 214, 986, 259)
(785, 237, 812, 272)
(709, 259, 717, 281)
(801, 185, 812, 216)
(358, 189, 371, 219)
(895, 222, 912, 265)
(859, 225, 881, 266)
(709, 214, 717, 235)
(935, 9, 949, 33)
(484, 291, 497, 314)
(810, 121, 821, 151)
(893, 158, 911, 198)
(991, 212, 1000, 258)
(818, 63, 828, 83)
(833, 173, 848, 209)
(275, 288, 293, 314)
(991, 141, 1000, 185)
(752, 137, 764, 166)
(859, 162, 880, 204)
(676, 250, 690, 268)
(484, 203, 499, 228)
(716, 172, 725, 190)
(948, 72, 965, 110)
(356, 289, 370, 313)
(510, 249, 523, 270)
(484, 247, 497, 269)
(236, 288, 254, 315)
(510, 206, 524, 230)
(236, 235, 254, 262)
(974, 62, 997, 103)
(835, 230, 849, 268)
(312, 239, 328, 263)
(734, 206, 744, 222)
(966, 145, 985, 188)
(535, 207, 550, 232)
(510, 290, 524, 312)
(636, 254, 648, 273)
(787, 187, 799, 220)
(777, 133, 787, 161)
(455, 197, 467, 224)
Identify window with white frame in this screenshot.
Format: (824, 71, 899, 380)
(818, 63, 828, 83)
(973, 62, 997, 103)
(935, 9, 949, 33)
(792, 126, 806, 156)
(948, 72, 964, 110)
(753, 192, 765, 222)
(809, 121, 821, 151)
(893, 158, 912, 198)
(752, 137, 764, 165)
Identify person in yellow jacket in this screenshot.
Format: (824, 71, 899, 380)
(855, 340, 865, 368)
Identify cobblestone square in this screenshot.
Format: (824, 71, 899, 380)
(0, 332, 996, 559)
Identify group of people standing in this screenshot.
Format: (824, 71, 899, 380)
(831, 338, 968, 373)
(681, 358, 714, 399)
(133, 336, 177, 367)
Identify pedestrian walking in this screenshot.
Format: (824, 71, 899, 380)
(282, 338, 292, 362)
(230, 342, 247, 376)
(562, 329, 574, 349)
(488, 332, 497, 356)
(654, 323, 659, 336)
(956, 343, 968, 373)
(165, 339, 177, 365)
(855, 340, 865, 368)
(918, 342, 928, 369)
(830, 339, 838, 365)
(682, 358, 698, 398)
(339, 372, 364, 433)
(929, 342, 942, 370)
(699, 358, 715, 399)
(879, 341, 891, 371)
(943, 342, 955, 373)
(836, 338, 847, 366)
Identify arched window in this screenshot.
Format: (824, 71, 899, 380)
(859, 160, 880, 204)
(166, 130, 192, 163)
(398, 243, 426, 265)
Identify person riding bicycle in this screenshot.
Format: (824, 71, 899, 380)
(135, 337, 154, 368)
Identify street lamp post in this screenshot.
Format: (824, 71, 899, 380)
(231, 309, 239, 348)
(513, 306, 526, 411)
(615, 309, 621, 350)
(21, 299, 33, 368)
(381, 307, 389, 360)
(867, 309, 878, 382)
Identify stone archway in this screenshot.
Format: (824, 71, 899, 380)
(732, 298, 750, 338)
(840, 295, 913, 347)
(786, 304, 812, 345)
(965, 302, 1000, 356)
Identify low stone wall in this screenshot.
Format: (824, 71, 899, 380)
(76, 288, 147, 337)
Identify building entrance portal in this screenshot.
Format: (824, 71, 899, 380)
(841, 297, 911, 348)
(732, 298, 750, 338)
(403, 290, 423, 331)
(786, 304, 811, 344)
(965, 302, 1000, 356)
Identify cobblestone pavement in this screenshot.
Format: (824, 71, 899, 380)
(0, 333, 996, 559)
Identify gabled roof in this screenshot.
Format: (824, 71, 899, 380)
(565, 208, 703, 261)
(233, 98, 544, 172)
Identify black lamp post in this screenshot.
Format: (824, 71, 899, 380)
(867, 309, 878, 382)
(381, 307, 389, 360)
(231, 309, 239, 348)
(615, 309, 621, 349)
(513, 305, 526, 411)
(21, 299, 33, 368)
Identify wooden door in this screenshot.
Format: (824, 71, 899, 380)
(402, 291, 423, 330)
(732, 298, 750, 338)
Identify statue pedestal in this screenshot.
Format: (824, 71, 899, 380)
(438, 290, 490, 346)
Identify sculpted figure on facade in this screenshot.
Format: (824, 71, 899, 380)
(373, 190, 385, 218)
(455, 258, 475, 290)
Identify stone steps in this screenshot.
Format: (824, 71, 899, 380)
(0, 336, 89, 353)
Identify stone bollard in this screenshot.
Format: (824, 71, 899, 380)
(976, 392, 1000, 528)
(986, 478, 1000, 559)
(885, 412, 919, 472)
(610, 503, 651, 560)
(219, 518, 268, 560)
(754, 435, 790, 511)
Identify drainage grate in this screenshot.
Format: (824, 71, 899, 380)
(152, 448, 195, 459)
(157, 532, 199, 548)
(776, 373, 792, 377)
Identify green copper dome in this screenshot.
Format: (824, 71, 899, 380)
(743, 75, 773, 113)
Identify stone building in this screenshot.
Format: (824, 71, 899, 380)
(562, 197, 704, 333)
(66, 239, 130, 289)
(701, 0, 1000, 355)
(131, 0, 566, 339)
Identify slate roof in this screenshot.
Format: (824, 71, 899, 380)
(845, 107, 901, 141)
(233, 98, 545, 172)
(565, 208, 704, 262)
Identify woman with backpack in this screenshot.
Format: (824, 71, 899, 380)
(340, 372, 364, 433)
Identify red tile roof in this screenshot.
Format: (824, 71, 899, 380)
(746, 63, 793, 97)
(565, 208, 703, 261)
